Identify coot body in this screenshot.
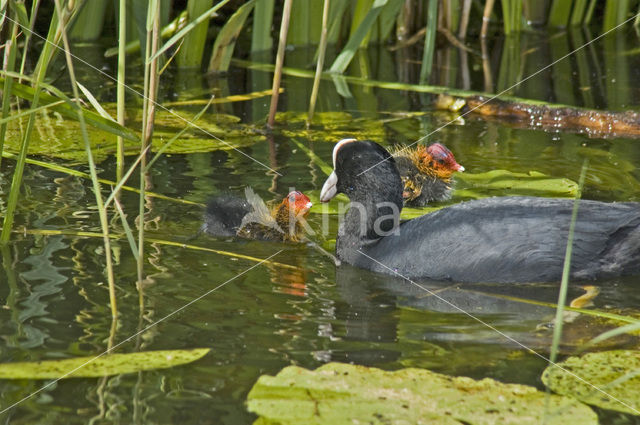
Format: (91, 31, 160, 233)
(320, 139, 640, 283)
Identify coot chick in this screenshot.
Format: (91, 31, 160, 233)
(394, 143, 464, 206)
(203, 188, 312, 242)
(320, 138, 640, 283)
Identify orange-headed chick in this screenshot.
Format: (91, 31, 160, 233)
(394, 143, 464, 206)
(236, 190, 312, 242)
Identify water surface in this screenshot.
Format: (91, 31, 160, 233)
(1, 29, 640, 423)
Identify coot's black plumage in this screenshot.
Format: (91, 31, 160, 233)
(320, 138, 640, 283)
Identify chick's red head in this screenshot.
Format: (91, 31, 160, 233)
(284, 191, 313, 216)
(425, 143, 464, 173)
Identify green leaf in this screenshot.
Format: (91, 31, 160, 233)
(251, 0, 274, 52)
(248, 363, 597, 424)
(104, 10, 186, 58)
(77, 81, 115, 121)
(586, 322, 640, 349)
(456, 169, 579, 198)
(0, 75, 138, 142)
(328, 0, 388, 74)
(208, 0, 255, 72)
(543, 350, 640, 415)
(8, 0, 29, 29)
(151, 0, 233, 63)
(1, 104, 262, 163)
(0, 348, 210, 379)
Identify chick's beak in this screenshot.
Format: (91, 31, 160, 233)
(456, 164, 465, 172)
(320, 171, 338, 202)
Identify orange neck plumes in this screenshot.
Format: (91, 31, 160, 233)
(411, 146, 452, 181)
(410, 143, 464, 181)
(272, 192, 312, 241)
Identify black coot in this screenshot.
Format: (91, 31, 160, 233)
(319, 138, 640, 283)
(394, 143, 464, 206)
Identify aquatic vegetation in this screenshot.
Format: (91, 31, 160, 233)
(0, 349, 210, 379)
(248, 362, 598, 424)
(543, 350, 640, 415)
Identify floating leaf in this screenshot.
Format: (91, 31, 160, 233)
(542, 350, 640, 415)
(0, 348, 210, 379)
(305, 190, 430, 220)
(280, 111, 385, 144)
(248, 362, 597, 424)
(456, 169, 579, 198)
(2, 106, 263, 163)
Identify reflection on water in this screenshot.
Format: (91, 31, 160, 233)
(1, 29, 640, 424)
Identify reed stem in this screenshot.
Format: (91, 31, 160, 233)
(549, 159, 589, 366)
(548, 0, 574, 28)
(307, 0, 330, 126)
(138, 0, 161, 305)
(458, 0, 472, 40)
(419, 0, 438, 84)
(0, 11, 19, 168)
(116, 0, 127, 188)
(267, 0, 293, 127)
(54, 0, 118, 317)
(1, 5, 58, 243)
(481, 0, 495, 38)
(570, 0, 589, 25)
(18, 0, 41, 80)
(252, 0, 274, 52)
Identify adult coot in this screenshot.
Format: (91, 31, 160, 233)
(203, 188, 312, 242)
(320, 138, 640, 283)
(394, 143, 464, 206)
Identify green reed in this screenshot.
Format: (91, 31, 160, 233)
(138, 0, 161, 305)
(116, 0, 127, 186)
(252, 0, 274, 52)
(307, 0, 331, 125)
(548, 159, 589, 367)
(420, 0, 438, 84)
(267, 0, 293, 127)
(176, 0, 213, 68)
(1, 2, 58, 243)
(53, 0, 119, 317)
(0, 2, 19, 168)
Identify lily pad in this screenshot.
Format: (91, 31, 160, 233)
(247, 362, 597, 424)
(305, 190, 437, 221)
(0, 348, 210, 379)
(542, 350, 640, 415)
(279, 111, 386, 143)
(456, 169, 579, 198)
(3, 106, 264, 163)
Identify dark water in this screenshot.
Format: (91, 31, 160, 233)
(1, 29, 640, 424)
